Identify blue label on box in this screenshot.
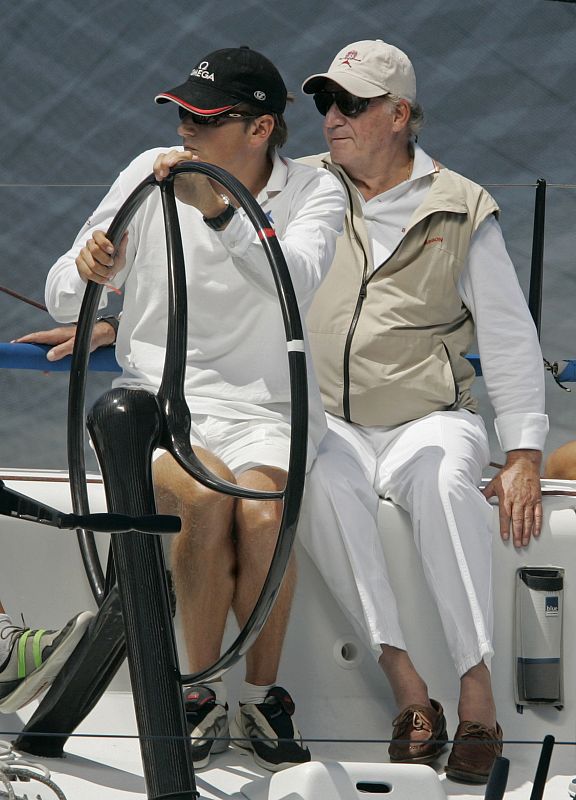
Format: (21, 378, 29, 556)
(545, 596, 559, 616)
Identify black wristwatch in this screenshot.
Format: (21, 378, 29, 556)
(203, 194, 235, 231)
(97, 315, 120, 338)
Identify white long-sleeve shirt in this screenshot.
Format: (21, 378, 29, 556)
(45, 148, 346, 452)
(360, 144, 548, 452)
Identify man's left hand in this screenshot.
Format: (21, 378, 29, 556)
(13, 320, 116, 361)
(482, 449, 543, 547)
(152, 150, 226, 217)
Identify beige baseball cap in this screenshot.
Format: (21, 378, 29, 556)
(302, 40, 416, 104)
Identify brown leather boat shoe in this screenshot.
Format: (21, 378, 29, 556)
(388, 698, 448, 764)
(445, 720, 503, 783)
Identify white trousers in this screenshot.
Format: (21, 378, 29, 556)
(298, 409, 495, 677)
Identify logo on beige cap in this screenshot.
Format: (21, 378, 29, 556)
(339, 50, 362, 68)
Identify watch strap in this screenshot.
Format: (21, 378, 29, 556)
(203, 195, 235, 231)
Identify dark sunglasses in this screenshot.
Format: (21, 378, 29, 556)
(178, 106, 261, 126)
(313, 90, 371, 118)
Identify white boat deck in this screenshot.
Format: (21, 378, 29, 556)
(1, 471, 576, 799)
(3, 690, 576, 799)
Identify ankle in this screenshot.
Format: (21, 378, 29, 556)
(378, 646, 431, 711)
(395, 687, 431, 711)
(458, 662, 497, 727)
(457, 699, 497, 728)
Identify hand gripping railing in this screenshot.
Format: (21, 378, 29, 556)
(16, 163, 308, 800)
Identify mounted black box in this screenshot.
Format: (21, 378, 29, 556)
(514, 567, 564, 712)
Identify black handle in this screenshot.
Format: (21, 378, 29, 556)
(0, 479, 180, 534)
(59, 512, 181, 534)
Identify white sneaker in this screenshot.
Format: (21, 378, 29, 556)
(229, 686, 310, 772)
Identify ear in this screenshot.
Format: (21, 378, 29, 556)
(391, 99, 411, 132)
(249, 114, 275, 147)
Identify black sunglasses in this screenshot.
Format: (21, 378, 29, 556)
(178, 106, 262, 126)
(313, 90, 371, 118)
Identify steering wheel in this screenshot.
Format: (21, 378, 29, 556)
(67, 161, 309, 683)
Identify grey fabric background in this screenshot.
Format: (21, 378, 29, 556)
(1, 0, 575, 469)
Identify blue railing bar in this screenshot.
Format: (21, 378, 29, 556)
(2, 344, 576, 383)
(468, 354, 481, 376)
(557, 360, 576, 382)
(0, 342, 121, 372)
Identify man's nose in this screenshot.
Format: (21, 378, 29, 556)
(325, 102, 344, 125)
(324, 103, 346, 131)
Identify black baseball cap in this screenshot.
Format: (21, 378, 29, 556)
(155, 46, 287, 116)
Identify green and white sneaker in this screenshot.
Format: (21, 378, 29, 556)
(230, 686, 311, 772)
(0, 611, 93, 713)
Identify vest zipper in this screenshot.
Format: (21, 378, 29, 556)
(343, 278, 367, 421)
(342, 186, 369, 421)
(342, 220, 407, 422)
(441, 341, 460, 407)
(336, 160, 438, 422)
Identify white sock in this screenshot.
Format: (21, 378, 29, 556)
(0, 615, 14, 665)
(239, 681, 273, 705)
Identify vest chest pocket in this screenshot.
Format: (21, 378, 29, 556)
(371, 216, 467, 315)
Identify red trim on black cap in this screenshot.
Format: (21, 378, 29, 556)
(155, 93, 235, 115)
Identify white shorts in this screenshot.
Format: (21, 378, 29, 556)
(154, 403, 315, 475)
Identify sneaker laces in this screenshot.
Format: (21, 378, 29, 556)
(0, 613, 34, 641)
(0, 625, 27, 644)
(0, 740, 68, 800)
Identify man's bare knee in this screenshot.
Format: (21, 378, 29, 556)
(235, 466, 286, 538)
(544, 442, 576, 479)
(153, 450, 237, 530)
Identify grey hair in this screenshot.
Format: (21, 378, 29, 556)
(384, 94, 424, 140)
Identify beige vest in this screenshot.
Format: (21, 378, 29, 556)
(301, 153, 499, 427)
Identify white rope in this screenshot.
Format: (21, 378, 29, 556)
(0, 740, 68, 800)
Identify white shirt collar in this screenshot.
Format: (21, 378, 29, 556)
(410, 143, 437, 182)
(257, 151, 288, 201)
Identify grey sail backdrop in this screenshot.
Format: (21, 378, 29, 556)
(1, 0, 574, 469)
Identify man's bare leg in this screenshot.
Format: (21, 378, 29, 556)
(380, 644, 448, 762)
(378, 646, 496, 724)
(458, 660, 497, 727)
(544, 441, 576, 479)
(233, 467, 294, 686)
(153, 450, 237, 673)
(378, 644, 431, 710)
